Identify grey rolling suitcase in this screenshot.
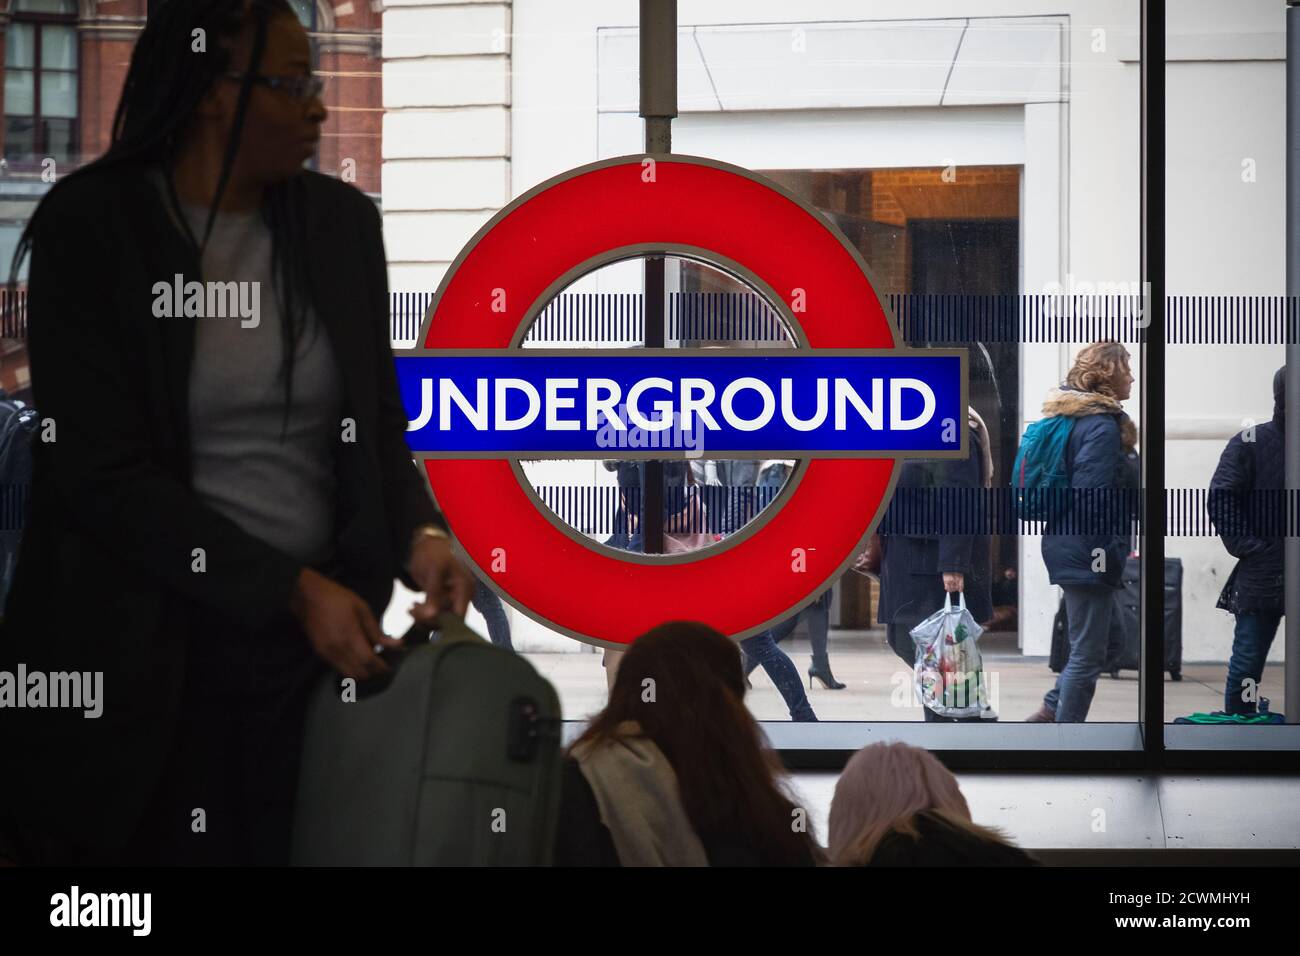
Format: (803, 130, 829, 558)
(1106, 556, 1183, 681)
(291, 611, 562, 866)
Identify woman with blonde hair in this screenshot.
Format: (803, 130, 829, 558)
(827, 742, 1035, 866)
(1025, 341, 1140, 723)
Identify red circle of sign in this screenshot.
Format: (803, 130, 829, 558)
(422, 156, 896, 645)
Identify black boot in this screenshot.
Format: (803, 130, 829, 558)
(808, 661, 845, 690)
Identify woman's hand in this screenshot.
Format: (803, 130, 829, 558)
(289, 568, 402, 680)
(942, 572, 965, 592)
(406, 534, 475, 623)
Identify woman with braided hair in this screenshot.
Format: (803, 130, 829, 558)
(0, 0, 474, 864)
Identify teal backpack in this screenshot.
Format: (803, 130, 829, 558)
(1012, 415, 1075, 520)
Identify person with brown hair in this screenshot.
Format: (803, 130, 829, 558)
(553, 621, 820, 866)
(827, 742, 1035, 866)
(1025, 341, 1139, 723)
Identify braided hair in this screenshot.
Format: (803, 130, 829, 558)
(4, 0, 316, 439)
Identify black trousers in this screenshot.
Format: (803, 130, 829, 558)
(119, 606, 327, 866)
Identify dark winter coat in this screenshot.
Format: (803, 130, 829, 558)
(1208, 367, 1286, 614)
(877, 423, 992, 626)
(865, 810, 1039, 867)
(1038, 386, 1139, 589)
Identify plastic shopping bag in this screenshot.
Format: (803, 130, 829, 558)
(909, 592, 993, 719)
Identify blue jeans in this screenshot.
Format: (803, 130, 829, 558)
(746, 589, 834, 672)
(1044, 585, 1123, 722)
(1224, 610, 1282, 714)
(739, 631, 817, 721)
(471, 579, 514, 651)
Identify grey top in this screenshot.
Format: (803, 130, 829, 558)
(152, 168, 343, 566)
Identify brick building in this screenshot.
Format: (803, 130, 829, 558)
(0, 0, 383, 395)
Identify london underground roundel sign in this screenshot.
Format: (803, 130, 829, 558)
(395, 155, 967, 647)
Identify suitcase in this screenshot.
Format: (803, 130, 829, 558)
(1106, 556, 1183, 681)
(291, 611, 563, 866)
(1048, 601, 1070, 673)
(1048, 557, 1183, 681)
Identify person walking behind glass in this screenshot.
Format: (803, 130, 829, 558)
(471, 578, 513, 651)
(1025, 342, 1139, 723)
(718, 459, 821, 718)
(741, 461, 846, 691)
(879, 408, 994, 721)
(1208, 367, 1287, 716)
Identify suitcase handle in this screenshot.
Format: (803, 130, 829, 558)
(352, 612, 461, 699)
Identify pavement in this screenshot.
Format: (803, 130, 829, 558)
(520, 629, 1286, 723)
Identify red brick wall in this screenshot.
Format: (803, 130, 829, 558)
(871, 165, 1020, 225)
(317, 47, 381, 194)
(0, 0, 382, 178)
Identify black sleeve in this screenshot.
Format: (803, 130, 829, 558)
(357, 195, 445, 591)
(25, 193, 303, 630)
(1208, 433, 1268, 559)
(552, 757, 620, 866)
(935, 442, 982, 576)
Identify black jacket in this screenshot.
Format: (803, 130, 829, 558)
(0, 161, 443, 854)
(877, 424, 992, 626)
(865, 810, 1038, 867)
(1208, 373, 1286, 614)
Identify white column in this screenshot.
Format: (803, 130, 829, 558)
(381, 0, 512, 303)
(1019, 101, 1070, 656)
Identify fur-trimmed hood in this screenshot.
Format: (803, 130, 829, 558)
(1043, 386, 1138, 450)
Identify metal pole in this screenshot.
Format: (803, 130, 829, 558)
(639, 0, 676, 554)
(1285, 2, 1300, 723)
(1140, 0, 1166, 757)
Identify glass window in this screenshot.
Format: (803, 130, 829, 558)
(2, 2, 78, 166)
(375, 1, 1149, 748)
(6, 0, 1289, 769)
(289, 0, 317, 31)
(4, 71, 34, 119)
(1164, 0, 1300, 752)
(39, 23, 75, 70)
(15, 0, 75, 13)
(38, 70, 76, 120)
(5, 23, 35, 71)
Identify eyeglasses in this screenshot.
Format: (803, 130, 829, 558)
(224, 72, 325, 101)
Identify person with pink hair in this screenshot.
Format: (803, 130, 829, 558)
(827, 742, 1036, 866)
